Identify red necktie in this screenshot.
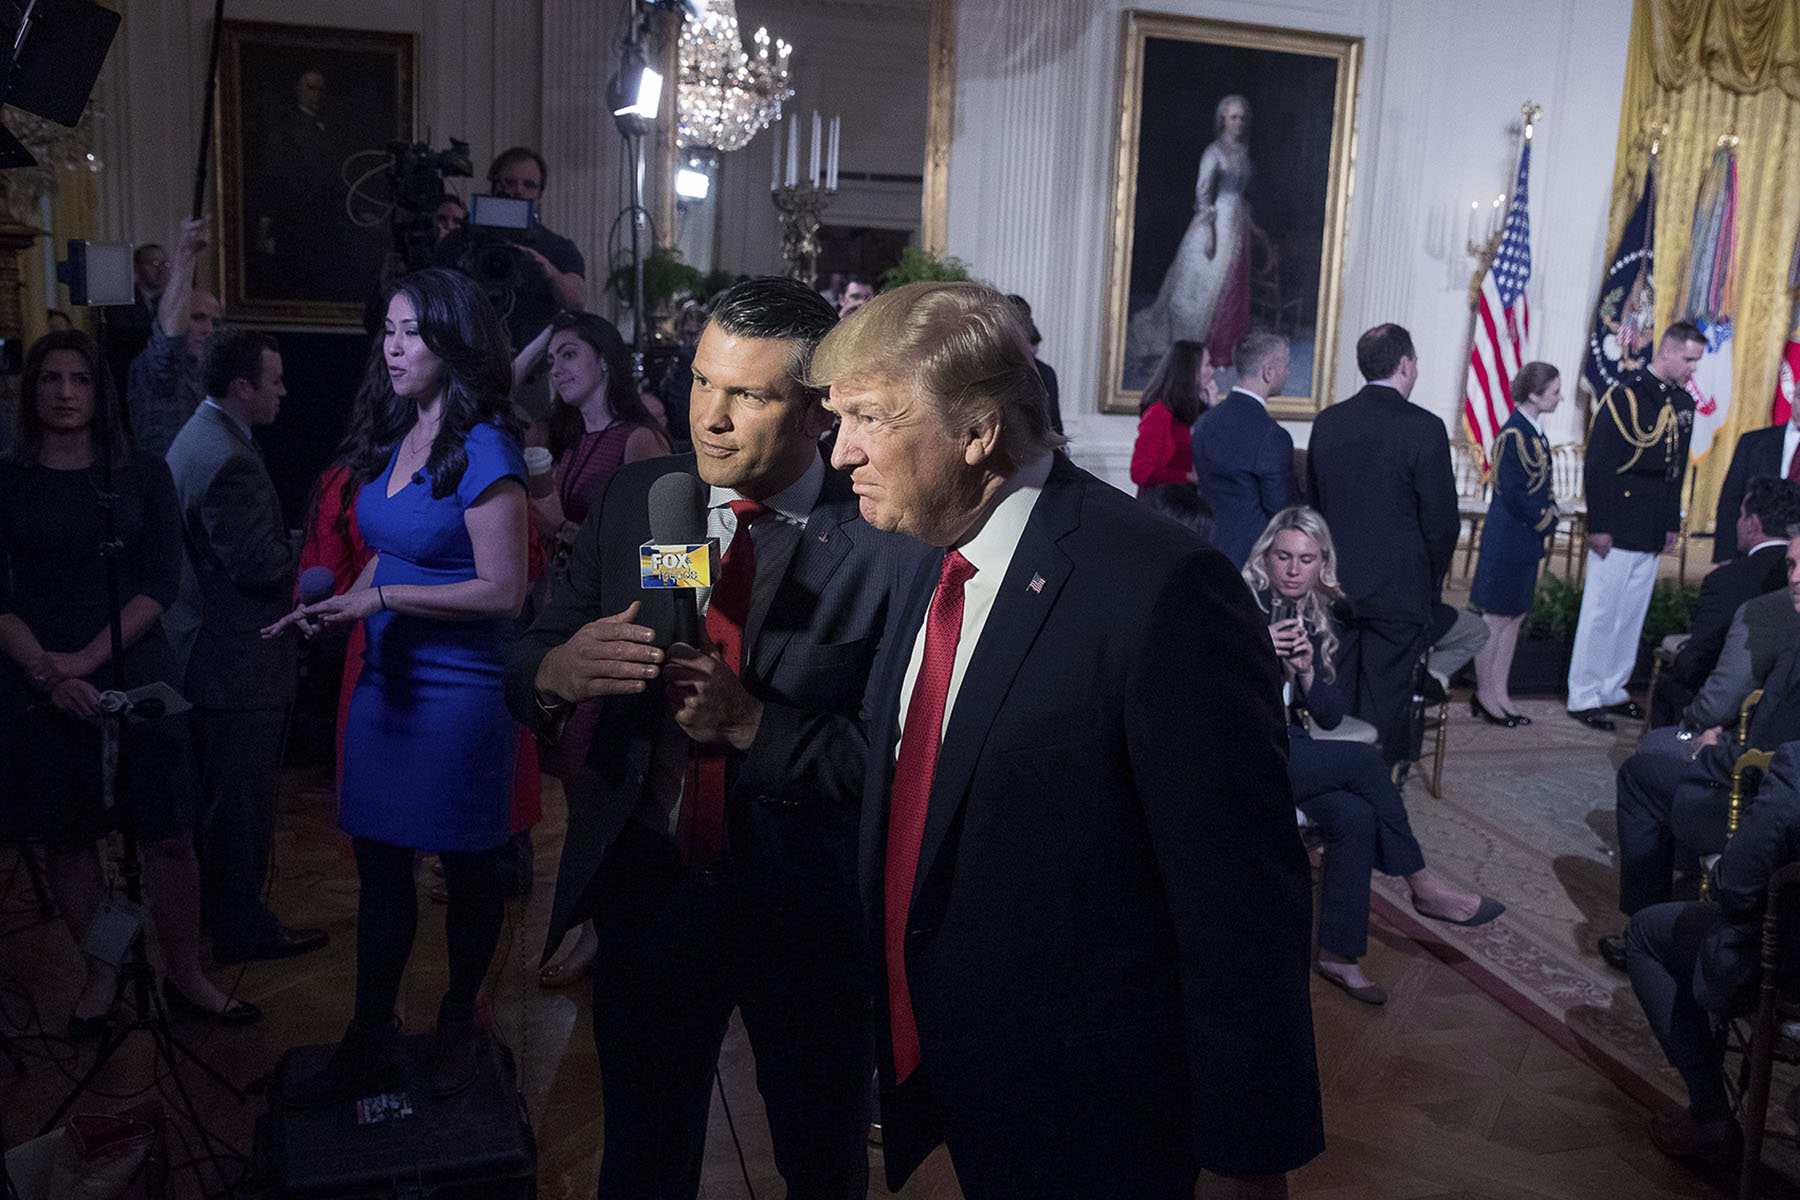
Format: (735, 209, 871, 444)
(677, 499, 768, 867)
(884, 549, 977, 1083)
(1787, 446, 1800, 485)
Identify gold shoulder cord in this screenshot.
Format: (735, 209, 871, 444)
(1602, 384, 1676, 474)
(1495, 428, 1550, 494)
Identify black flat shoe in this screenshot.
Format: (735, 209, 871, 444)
(1504, 711, 1533, 726)
(1597, 933, 1629, 971)
(1568, 707, 1617, 731)
(163, 976, 261, 1027)
(1608, 699, 1646, 720)
(1471, 697, 1521, 728)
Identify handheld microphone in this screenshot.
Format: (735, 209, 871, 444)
(644, 473, 714, 647)
(298, 565, 338, 606)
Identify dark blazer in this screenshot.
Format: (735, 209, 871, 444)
(1671, 541, 1789, 689)
(1306, 383, 1458, 627)
(1712, 424, 1785, 562)
(863, 454, 1322, 1193)
(1478, 408, 1557, 562)
(1584, 368, 1696, 553)
(163, 403, 299, 709)
(506, 452, 923, 961)
(1192, 388, 1297, 566)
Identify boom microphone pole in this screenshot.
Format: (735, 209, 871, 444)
(191, 0, 228, 219)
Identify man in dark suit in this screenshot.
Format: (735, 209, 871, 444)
(164, 329, 325, 964)
(1598, 535, 1800, 970)
(506, 278, 920, 1200)
(817, 281, 1321, 1199)
(1652, 475, 1800, 725)
(1710, 411, 1796, 563)
(1566, 322, 1705, 729)
(1192, 327, 1296, 566)
(1307, 323, 1458, 766)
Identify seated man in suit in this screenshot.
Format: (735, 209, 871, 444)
(1192, 328, 1296, 567)
(1623, 740, 1800, 1165)
(507, 277, 922, 1200)
(817, 281, 1322, 1198)
(1711, 406, 1799, 563)
(1598, 534, 1800, 971)
(1652, 475, 1800, 725)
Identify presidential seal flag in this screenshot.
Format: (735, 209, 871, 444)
(1581, 157, 1657, 408)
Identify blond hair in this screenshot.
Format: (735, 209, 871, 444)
(1241, 506, 1343, 683)
(809, 281, 1066, 465)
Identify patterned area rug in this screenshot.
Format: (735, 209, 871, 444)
(1380, 693, 1800, 1160)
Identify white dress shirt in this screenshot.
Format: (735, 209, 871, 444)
(896, 452, 1054, 748)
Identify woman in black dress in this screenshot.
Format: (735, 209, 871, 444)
(0, 331, 257, 1037)
(1470, 362, 1562, 727)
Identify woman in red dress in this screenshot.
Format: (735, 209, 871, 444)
(1130, 338, 1213, 496)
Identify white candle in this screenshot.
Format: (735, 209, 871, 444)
(1467, 201, 1478, 246)
(786, 118, 798, 188)
(810, 110, 822, 188)
(828, 117, 840, 190)
(771, 118, 781, 191)
(1491, 194, 1503, 237)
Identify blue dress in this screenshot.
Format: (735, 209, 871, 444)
(340, 423, 526, 851)
(1470, 409, 1557, 617)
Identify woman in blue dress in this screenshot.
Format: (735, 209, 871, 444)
(267, 268, 530, 1102)
(1470, 362, 1562, 728)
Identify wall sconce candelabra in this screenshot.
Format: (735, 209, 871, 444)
(769, 110, 839, 283)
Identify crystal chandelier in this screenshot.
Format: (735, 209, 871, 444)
(676, 1, 792, 153)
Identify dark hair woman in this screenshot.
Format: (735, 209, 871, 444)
(1245, 506, 1503, 1003)
(1469, 361, 1562, 727)
(0, 332, 257, 1038)
(1130, 338, 1213, 496)
(267, 268, 530, 1102)
(518, 310, 669, 556)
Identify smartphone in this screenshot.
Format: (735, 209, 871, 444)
(1269, 598, 1297, 626)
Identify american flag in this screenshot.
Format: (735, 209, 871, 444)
(1463, 143, 1533, 465)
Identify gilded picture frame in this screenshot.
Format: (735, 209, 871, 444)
(214, 21, 417, 327)
(1101, 11, 1359, 419)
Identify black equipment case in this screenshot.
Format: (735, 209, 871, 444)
(245, 1035, 536, 1198)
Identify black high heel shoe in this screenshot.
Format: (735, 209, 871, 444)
(1471, 697, 1522, 728)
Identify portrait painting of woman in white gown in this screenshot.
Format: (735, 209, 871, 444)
(1126, 93, 1255, 373)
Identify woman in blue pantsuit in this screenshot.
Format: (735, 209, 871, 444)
(1247, 507, 1504, 1004)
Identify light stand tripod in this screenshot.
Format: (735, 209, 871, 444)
(35, 335, 244, 1198)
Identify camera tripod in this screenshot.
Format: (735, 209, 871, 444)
(35, 383, 244, 1198)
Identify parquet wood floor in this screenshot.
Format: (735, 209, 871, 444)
(0, 765, 1751, 1198)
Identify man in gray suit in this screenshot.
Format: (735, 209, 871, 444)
(165, 329, 326, 964)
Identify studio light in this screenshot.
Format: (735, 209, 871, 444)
(675, 166, 710, 199)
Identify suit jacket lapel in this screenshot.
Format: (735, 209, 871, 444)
(748, 471, 855, 683)
(907, 461, 1079, 912)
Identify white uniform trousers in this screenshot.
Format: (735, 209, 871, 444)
(1566, 546, 1659, 711)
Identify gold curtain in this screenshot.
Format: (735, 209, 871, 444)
(1605, 0, 1800, 541)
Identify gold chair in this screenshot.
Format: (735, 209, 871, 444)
(1699, 690, 1768, 901)
(1731, 860, 1800, 1200)
(1550, 443, 1587, 585)
(1451, 440, 1490, 581)
(1400, 646, 1449, 798)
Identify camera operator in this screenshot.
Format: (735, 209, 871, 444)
(435, 147, 585, 349)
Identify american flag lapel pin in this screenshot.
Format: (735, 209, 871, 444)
(1027, 573, 1045, 594)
